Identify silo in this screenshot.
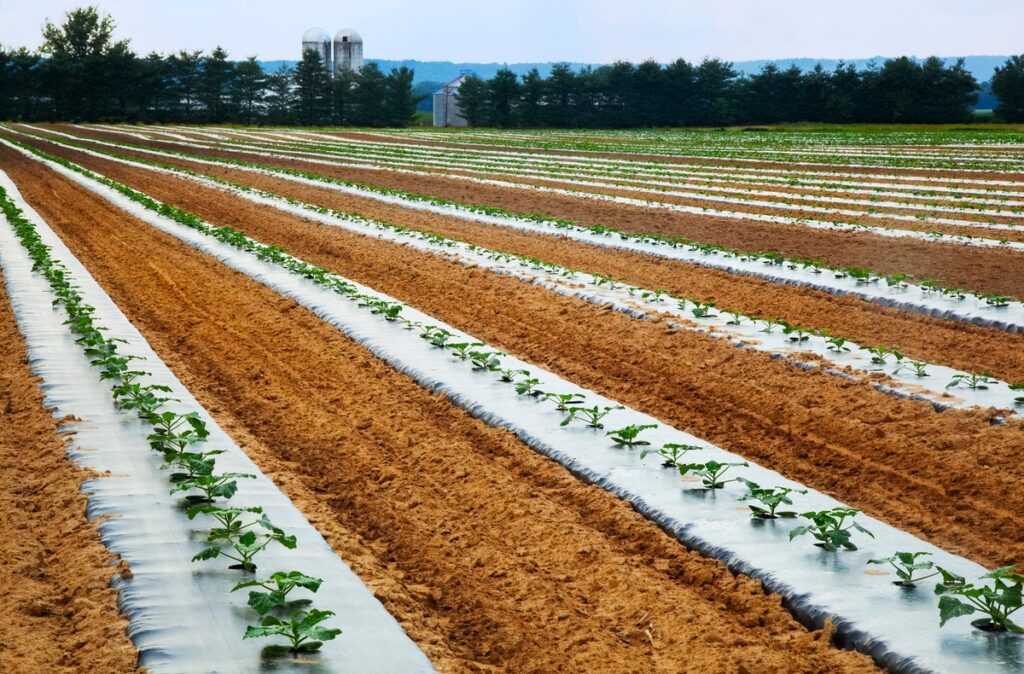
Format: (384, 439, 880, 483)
(334, 29, 364, 74)
(301, 28, 332, 71)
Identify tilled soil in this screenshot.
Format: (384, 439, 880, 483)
(0, 140, 879, 673)
(21, 141, 1024, 571)
(0, 268, 141, 673)
(47, 124, 1024, 298)
(21, 129, 1024, 384)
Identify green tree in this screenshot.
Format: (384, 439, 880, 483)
(264, 66, 294, 124)
(992, 55, 1024, 122)
(383, 66, 418, 126)
(166, 50, 204, 121)
(351, 63, 388, 126)
(517, 68, 544, 127)
(200, 46, 235, 122)
(293, 48, 331, 125)
(230, 57, 266, 125)
(487, 68, 520, 127)
(454, 74, 489, 126)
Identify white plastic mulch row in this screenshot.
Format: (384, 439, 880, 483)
(203, 130, 1024, 218)
(0, 172, 434, 674)
(15, 127, 1024, 334)
(32, 138, 1021, 416)
(47, 126, 1024, 251)
(14, 140, 1023, 674)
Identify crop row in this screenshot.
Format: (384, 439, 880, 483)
(16, 138, 1022, 640)
(99, 128, 1024, 243)
(197, 130, 1024, 220)
(0, 185, 343, 658)
(25, 126, 1022, 315)
(47, 137, 1023, 413)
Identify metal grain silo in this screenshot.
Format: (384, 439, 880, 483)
(301, 28, 332, 70)
(334, 28, 364, 74)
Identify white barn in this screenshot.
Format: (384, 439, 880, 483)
(433, 75, 469, 127)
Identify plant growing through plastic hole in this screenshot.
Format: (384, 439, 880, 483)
(784, 324, 812, 342)
(161, 447, 225, 481)
(789, 508, 874, 551)
(541, 392, 586, 411)
(469, 350, 502, 371)
(498, 367, 530, 383)
(232, 571, 324, 615)
(244, 608, 342, 654)
(757, 318, 783, 334)
(171, 472, 255, 503)
(420, 325, 452, 347)
(825, 336, 850, 353)
(935, 566, 1024, 632)
(448, 342, 484, 360)
(737, 479, 807, 519)
(946, 372, 996, 390)
(641, 443, 701, 468)
(606, 424, 657, 448)
(146, 410, 210, 454)
(1010, 382, 1024, 405)
(724, 310, 744, 325)
(560, 405, 623, 429)
(867, 552, 939, 587)
(862, 345, 903, 366)
(691, 301, 716, 318)
(514, 378, 543, 396)
(193, 522, 297, 572)
(187, 504, 264, 541)
(677, 461, 748, 489)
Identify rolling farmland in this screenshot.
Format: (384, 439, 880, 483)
(1, 123, 1023, 673)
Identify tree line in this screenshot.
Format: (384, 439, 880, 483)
(0, 6, 419, 126)
(457, 56, 1024, 128)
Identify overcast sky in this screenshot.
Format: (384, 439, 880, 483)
(1, 0, 1021, 63)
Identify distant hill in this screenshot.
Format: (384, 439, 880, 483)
(258, 55, 1012, 85)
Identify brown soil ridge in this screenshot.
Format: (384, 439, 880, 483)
(48, 124, 1024, 298)
(23, 139, 1024, 571)
(0, 141, 878, 673)
(23, 128, 1024, 385)
(330, 131, 1024, 182)
(0, 267, 141, 673)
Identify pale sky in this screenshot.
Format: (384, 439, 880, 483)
(1, 0, 1021, 63)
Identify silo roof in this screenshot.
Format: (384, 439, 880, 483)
(335, 28, 363, 42)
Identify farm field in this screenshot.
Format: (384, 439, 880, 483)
(1, 123, 1023, 673)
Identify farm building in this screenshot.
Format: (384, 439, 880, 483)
(300, 27, 332, 71)
(433, 75, 469, 127)
(334, 28, 364, 74)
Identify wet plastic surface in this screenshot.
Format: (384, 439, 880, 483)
(0, 172, 434, 674)
(21, 146, 1024, 674)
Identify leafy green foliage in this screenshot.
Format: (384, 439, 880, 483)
(232, 571, 324, 615)
(867, 552, 939, 587)
(244, 608, 342, 654)
(737, 479, 807, 519)
(677, 460, 748, 489)
(560, 405, 623, 429)
(640, 442, 701, 468)
(789, 508, 874, 551)
(605, 424, 657, 448)
(946, 372, 996, 390)
(935, 566, 1024, 632)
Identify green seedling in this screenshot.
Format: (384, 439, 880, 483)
(161, 448, 225, 481)
(186, 504, 264, 542)
(560, 405, 623, 429)
(946, 372, 996, 390)
(605, 424, 657, 448)
(146, 410, 210, 454)
(691, 301, 716, 318)
(193, 523, 297, 572)
(244, 608, 342, 654)
(825, 336, 850, 353)
(469, 350, 502, 371)
(863, 345, 903, 365)
(737, 479, 807, 519)
(420, 325, 453, 348)
(757, 318, 783, 334)
(233, 571, 324, 615)
(448, 342, 484, 360)
(867, 552, 940, 587)
(677, 460, 748, 489)
(784, 324, 812, 342)
(724, 310, 745, 325)
(1010, 382, 1024, 405)
(982, 294, 1011, 308)
(934, 565, 1024, 633)
(641, 443, 701, 468)
(111, 381, 177, 414)
(541, 392, 586, 411)
(171, 472, 254, 503)
(498, 368, 530, 383)
(514, 378, 543, 396)
(789, 508, 874, 551)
